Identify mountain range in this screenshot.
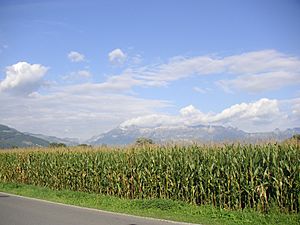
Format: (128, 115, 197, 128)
(1, 123, 299, 148)
(87, 124, 300, 145)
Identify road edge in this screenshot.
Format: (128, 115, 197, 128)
(0, 191, 201, 225)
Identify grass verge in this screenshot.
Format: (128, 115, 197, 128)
(0, 182, 299, 225)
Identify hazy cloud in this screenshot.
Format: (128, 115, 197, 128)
(115, 49, 300, 92)
(0, 86, 170, 140)
(68, 51, 85, 62)
(131, 54, 143, 65)
(0, 44, 8, 54)
(62, 70, 92, 81)
(217, 71, 300, 93)
(77, 70, 91, 77)
(193, 86, 211, 94)
(62, 49, 298, 95)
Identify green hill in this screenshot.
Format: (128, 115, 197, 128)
(0, 124, 49, 149)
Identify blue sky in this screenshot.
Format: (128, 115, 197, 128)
(0, 0, 300, 140)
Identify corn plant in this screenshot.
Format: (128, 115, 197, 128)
(0, 143, 299, 212)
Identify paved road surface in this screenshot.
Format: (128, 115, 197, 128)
(0, 192, 196, 225)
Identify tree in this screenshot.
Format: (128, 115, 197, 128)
(283, 134, 300, 144)
(292, 134, 300, 141)
(135, 137, 154, 146)
(77, 144, 92, 147)
(49, 142, 67, 148)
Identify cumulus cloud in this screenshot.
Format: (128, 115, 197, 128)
(108, 48, 126, 65)
(210, 98, 280, 124)
(120, 114, 179, 128)
(121, 98, 296, 132)
(179, 105, 203, 117)
(68, 51, 85, 62)
(0, 62, 48, 95)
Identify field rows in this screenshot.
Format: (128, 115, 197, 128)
(0, 143, 299, 212)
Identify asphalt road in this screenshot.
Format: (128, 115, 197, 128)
(0, 192, 196, 225)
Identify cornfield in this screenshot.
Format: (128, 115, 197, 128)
(0, 143, 299, 212)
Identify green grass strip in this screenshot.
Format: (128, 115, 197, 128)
(0, 182, 299, 225)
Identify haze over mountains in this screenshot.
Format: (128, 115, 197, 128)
(0, 124, 49, 148)
(24, 133, 79, 146)
(1, 123, 299, 148)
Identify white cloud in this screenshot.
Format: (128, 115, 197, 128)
(179, 105, 203, 117)
(193, 86, 211, 94)
(292, 105, 300, 117)
(132, 56, 222, 86)
(108, 48, 126, 65)
(77, 70, 91, 77)
(0, 84, 170, 140)
(209, 98, 280, 124)
(0, 62, 48, 95)
(112, 49, 300, 92)
(292, 99, 300, 115)
(68, 51, 85, 62)
(0, 44, 8, 54)
(279, 98, 300, 124)
(62, 70, 92, 81)
(131, 54, 143, 65)
(62, 69, 143, 94)
(63, 49, 298, 95)
(1, 50, 299, 140)
(121, 98, 297, 132)
(217, 50, 300, 92)
(223, 50, 300, 74)
(120, 114, 179, 128)
(217, 71, 300, 93)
